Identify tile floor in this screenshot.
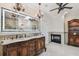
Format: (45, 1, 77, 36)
(40, 42, 79, 56)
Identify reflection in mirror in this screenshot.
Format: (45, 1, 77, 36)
(31, 19, 39, 30)
(18, 15, 32, 30)
(5, 11, 18, 29)
(2, 8, 18, 31)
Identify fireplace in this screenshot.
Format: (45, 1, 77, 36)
(51, 34, 61, 44)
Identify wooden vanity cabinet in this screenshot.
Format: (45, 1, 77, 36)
(3, 37, 46, 56)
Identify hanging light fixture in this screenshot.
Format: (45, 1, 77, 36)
(37, 3, 43, 19)
(13, 3, 25, 12)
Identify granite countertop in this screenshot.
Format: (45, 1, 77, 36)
(0, 35, 45, 45)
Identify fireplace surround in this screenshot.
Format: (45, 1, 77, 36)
(51, 34, 61, 44)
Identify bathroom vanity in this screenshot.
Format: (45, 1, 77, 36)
(0, 34, 46, 56)
(0, 7, 46, 56)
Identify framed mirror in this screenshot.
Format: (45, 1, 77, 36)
(2, 8, 18, 32)
(1, 8, 40, 32)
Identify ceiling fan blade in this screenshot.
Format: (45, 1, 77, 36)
(56, 3, 61, 6)
(64, 7, 73, 9)
(56, 3, 63, 6)
(63, 3, 69, 7)
(50, 8, 59, 11)
(58, 8, 62, 13)
(60, 3, 63, 6)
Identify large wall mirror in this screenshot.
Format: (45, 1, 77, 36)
(1, 8, 40, 32)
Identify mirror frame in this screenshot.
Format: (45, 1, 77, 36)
(1, 7, 40, 32)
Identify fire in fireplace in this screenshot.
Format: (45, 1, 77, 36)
(51, 34, 61, 44)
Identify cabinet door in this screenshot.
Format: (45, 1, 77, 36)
(68, 34, 75, 45)
(36, 39, 41, 51)
(19, 42, 28, 56)
(40, 37, 45, 49)
(28, 40, 36, 56)
(19, 46, 28, 56)
(74, 36, 79, 45)
(37, 38, 45, 50)
(6, 47, 18, 56)
(36, 37, 45, 54)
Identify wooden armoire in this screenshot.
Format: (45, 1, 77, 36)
(68, 19, 79, 46)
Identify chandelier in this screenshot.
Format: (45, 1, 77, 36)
(13, 3, 25, 12)
(37, 3, 43, 19)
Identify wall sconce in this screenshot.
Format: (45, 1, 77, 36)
(13, 3, 25, 12)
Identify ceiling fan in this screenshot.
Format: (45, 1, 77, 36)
(50, 3, 73, 14)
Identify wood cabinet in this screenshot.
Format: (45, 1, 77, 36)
(3, 37, 46, 56)
(68, 19, 79, 46)
(36, 37, 46, 55)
